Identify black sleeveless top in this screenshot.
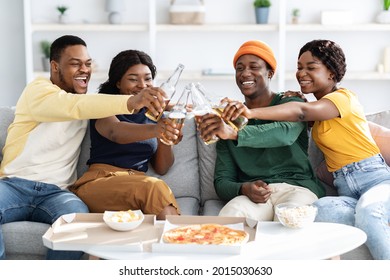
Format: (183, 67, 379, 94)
(87, 108, 158, 172)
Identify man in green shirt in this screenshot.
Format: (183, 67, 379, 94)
(198, 40, 324, 220)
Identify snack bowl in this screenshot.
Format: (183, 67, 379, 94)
(275, 203, 317, 229)
(103, 210, 144, 231)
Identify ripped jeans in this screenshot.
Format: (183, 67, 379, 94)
(314, 154, 390, 260)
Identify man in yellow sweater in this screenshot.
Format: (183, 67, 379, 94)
(0, 35, 167, 260)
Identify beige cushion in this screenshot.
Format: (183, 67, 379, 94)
(368, 121, 390, 165)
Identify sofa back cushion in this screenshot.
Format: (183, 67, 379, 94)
(196, 133, 220, 205)
(147, 118, 200, 201)
(0, 107, 15, 163)
(77, 126, 91, 178)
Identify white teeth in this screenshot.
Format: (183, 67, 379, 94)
(75, 77, 86, 80)
(242, 81, 254, 85)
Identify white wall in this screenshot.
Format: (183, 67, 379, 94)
(1, 0, 389, 114)
(0, 0, 25, 107)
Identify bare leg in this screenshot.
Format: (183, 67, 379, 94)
(156, 205, 179, 220)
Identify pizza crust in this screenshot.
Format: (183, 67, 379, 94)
(162, 223, 249, 245)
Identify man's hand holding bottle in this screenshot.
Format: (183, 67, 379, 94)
(127, 87, 167, 117)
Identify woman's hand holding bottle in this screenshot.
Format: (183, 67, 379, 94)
(156, 117, 183, 146)
(219, 97, 252, 123)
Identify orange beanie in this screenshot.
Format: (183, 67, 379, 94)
(233, 40, 277, 72)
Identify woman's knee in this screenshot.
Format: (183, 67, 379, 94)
(313, 196, 356, 225)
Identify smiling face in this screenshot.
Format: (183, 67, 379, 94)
(296, 51, 337, 99)
(115, 64, 153, 95)
(50, 45, 92, 94)
(235, 54, 273, 100)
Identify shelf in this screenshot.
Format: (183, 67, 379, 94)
(31, 23, 149, 32)
(30, 23, 390, 33)
(156, 24, 278, 32)
(286, 23, 390, 32)
(30, 23, 280, 33)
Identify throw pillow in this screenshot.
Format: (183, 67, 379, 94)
(367, 121, 390, 165)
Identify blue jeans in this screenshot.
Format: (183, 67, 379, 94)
(314, 154, 390, 259)
(0, 177, 89, 260)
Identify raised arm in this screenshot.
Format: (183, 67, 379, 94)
(95, 116, 177, 175)
(95, 116, 161, 144)
(222, 98, 340, 123)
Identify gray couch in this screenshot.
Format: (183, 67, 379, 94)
(2, 106, 388, 260)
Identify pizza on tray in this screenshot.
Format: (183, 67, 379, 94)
(162, 223, 249, 245)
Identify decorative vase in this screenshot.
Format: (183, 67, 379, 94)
(377, 10, 390, 23)
(292, 16, 299, 24)
(58, 14, 68, 24)
(106, 0, 125, 24)
(255, 7, 269, 24)
(108, 12, 122, 24)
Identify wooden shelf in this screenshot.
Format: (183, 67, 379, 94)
(31, 23, 390, 33)
(31, 23, 148, 32)
(286, 23, 390, 32)
(156, 24, 278, 32)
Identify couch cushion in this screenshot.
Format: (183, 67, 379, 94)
(147, 118, 201, 209)
(176, 197, 200, 216)
(0, 106, 15, 162)
(366, 110, 390, 166)
(201, 199, 225, 216)
(77, 125, 91, 178)
(196, 134, 220, 205)
(367, 121, 390, 165)
(3, 222, 49, 260)
(366, 110, 390, 128)
(341, 244, 373, 260)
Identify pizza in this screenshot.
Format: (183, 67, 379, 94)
(162, 223, 249, 245)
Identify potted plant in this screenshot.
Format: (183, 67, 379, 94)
(40, 40, 51, 72)
(57, 5, 68, 23)
(253, 0, 271, 24)
(291, 8, 300, 24)
(377, 0, 390, 23)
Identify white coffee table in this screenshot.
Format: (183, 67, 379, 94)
(85, 222, 367, 260)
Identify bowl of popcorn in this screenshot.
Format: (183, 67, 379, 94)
(275, 203, 317, 229)
(103, 209, 144, 231)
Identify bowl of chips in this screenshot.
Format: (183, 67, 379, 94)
(275, 203, 317, 229)
(103, 209, 144, 231)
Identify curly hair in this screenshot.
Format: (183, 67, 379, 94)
(298, 39, 346, 83)
(99, 50, 157, 95)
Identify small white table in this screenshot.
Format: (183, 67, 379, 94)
(86, 222, 367, 260)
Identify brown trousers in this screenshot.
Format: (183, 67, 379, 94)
(69, 164, 180, 215)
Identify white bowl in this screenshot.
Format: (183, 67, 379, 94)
(103, 210, 144, 231)
(275, 203, 317, 229)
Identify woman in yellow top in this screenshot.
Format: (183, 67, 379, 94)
(222, 39, 390, 259)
